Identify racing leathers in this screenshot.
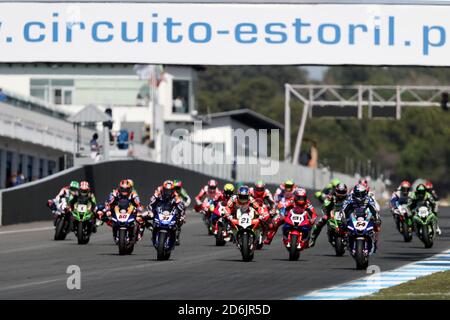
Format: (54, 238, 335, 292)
(67, 191, 98, 229)
(265, 198, 316, 245)
(341, 195, 381, 252)
(390, 190, 410, 230)
(101, 189, 144, 239)
(249, 187, 276, 214)
(145, 188, 185, 234)
(225, 195, 262, 221)
(310, 193, 346, 246)
(48, 186, 71, 215)
(408, 190, 440, 235)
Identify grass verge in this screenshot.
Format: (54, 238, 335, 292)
(359, 270, 450, 300)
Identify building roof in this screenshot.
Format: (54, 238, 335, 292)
(203, 108, 284, 130)
(67, 104, 112, 123)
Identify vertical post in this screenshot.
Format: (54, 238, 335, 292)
(368, 87, 373, 119)
(103, 126, 110, 161)
(292, 102, 309, 165)
(284, 84, 291, 162)
(357, 85, 363, 119)
(396, 86, 402, 120)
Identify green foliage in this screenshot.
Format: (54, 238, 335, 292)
(197, 66, 450, 195)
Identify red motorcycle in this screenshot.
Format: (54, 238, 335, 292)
(282, 207, 313, 261)
(195, 200, 214, 235)
(211, 203, 232, 246)
(254, 199, 272, 249)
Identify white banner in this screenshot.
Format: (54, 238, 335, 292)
(0, 3, 449, 65)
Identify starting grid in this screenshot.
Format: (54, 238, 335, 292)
(295, 249, 450, 300)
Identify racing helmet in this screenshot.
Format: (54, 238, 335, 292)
(223, 183, 235, 197)
(119, 179, 132, 198)
(207, 179, 218, 195)
(237, 185, 250, 204)
(69, 180, 79, 196)
(254, 180, 266, 197)
(79, 181, 90, 197)
(424, 181, 434, 191)
(294, 188, 307, 206)
(284, 179, 295, 192)
(162, 180, 175, 199)
(399, 180, 411, 196)
(352, 184, 368, 203)
(173, 179, 183, 191)
(358, 178, 369, 188)
(334, 183, 348, 201)
(416, 184, 427, 199)
(331, 178, 341, 188)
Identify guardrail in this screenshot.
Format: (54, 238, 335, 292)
(0, 100, 93, 153)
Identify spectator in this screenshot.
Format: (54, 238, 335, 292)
(0, 88, 7, 102)
(90, 133, 102, 162)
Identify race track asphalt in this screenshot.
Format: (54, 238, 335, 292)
(0, 207, 448, 299)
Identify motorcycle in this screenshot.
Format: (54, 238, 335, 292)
(53, 199, 72, 241)
(347, 208, 375, 270)
(111, 199, 139, 255)
(254, 199, 272, 249)
(71, 200, 94, 245)
(394, 204, 413, 242)
(413, 205, 437, 248)
(229, 207, 262, 262)
(197, 200, 214, 235)
(211, 203, 232, 246)
(152, 202, 178, 260)
(326, 210, 348, 256)
(282, 208, 313, 261)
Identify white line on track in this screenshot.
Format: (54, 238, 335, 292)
(0, 227, 54, 235)
(294, 248, 450, 300)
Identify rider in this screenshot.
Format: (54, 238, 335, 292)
(225, 185, 262, 221)
(174, 179, 191, 208)
(408, 183, 441, 235)
(250, 180, 276, 213)
(314, 178, 341, 204)
(341, 184, 382, 252)
(210, 183, 235, 239)
(145, 180, 185, 242)
(100, 179, 144, 240)
(309, 183, 348, 247)
(425, 181, 439, 202)
(195, 179, 222, 209)
(47, 180, 79, 219)
(266, 187, 316, 245)
(282, 188, 318, 245)
(173, 179, 191, 244)
(390, 180, 412, 229)
(274, 179, 297, 204)
(194, 180, 223, 224)
(67, 181, 98, 232)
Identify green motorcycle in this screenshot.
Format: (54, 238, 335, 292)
(413, 205, 437, 248)
(326, 210, 347, 256)
(71, 201, 94, 245)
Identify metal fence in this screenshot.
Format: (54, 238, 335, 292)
(161, 134, 386, 195)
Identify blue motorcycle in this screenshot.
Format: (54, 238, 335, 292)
(152, 202, 178, 260)
(346, 208, 375, 270)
